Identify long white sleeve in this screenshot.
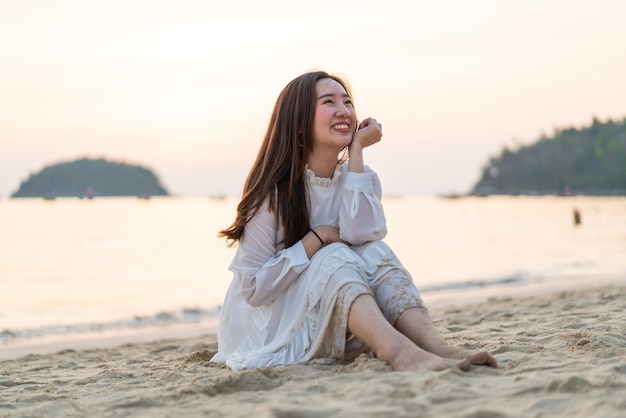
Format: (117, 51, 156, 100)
(338, 168, 387, 245)
(229, 199, 309, 308)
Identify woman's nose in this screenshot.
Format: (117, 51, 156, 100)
(336, 103, 351, 117)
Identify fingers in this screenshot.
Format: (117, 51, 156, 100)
(353, 117, 383, 149)
(358, 117, 382, 132)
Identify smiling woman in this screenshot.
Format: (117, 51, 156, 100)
(211, 70, 498, 372)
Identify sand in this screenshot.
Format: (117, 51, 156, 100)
(1, 284, 625, 418)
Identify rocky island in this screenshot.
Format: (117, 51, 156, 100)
(11, 158, 169, 198)
(470, 117, 626, 196)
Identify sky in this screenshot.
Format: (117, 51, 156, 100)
(1, 0, 625, 198)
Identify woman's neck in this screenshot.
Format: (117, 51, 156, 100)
(306, 153, 338, 179)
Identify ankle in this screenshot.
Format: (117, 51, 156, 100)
(374, 334, 412, 366)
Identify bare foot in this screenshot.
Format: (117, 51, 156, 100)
(442, 347, 498, 368)
(377, 336, 469, 372)
(394, 307, 498, 369)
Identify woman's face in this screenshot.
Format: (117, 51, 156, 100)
(312, 78, 357, 151)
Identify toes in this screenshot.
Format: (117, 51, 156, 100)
(468, 351, 498, 368)
(457, 358, 471, 371)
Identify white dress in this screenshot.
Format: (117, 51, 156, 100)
(211, 163, 424, 371)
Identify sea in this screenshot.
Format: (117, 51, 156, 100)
(1, 195, 625, 358)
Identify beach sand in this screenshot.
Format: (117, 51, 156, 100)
(1, 284, 625, 418)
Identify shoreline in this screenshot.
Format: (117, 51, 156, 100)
(0, 321, 217, 361)
(2, 277, 623, 362)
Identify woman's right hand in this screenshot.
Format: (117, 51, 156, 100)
(305, 225, 350, 259)
(351, 117, 382, 150)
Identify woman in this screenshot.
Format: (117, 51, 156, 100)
(212, 71, 497, 372)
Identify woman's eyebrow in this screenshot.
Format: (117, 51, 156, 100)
(317, 93, 350, 100)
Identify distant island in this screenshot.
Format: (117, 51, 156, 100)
(11, 158, 169, 198)
(470, 117, 626, 196)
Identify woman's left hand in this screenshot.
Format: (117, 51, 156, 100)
(351, 117, 382, 150)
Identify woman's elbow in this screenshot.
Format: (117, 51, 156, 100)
(240, 280, 267, 308)
(373, 226, 387, 241)
(242, 289, 268, 308)
(344, 226, 387, 246)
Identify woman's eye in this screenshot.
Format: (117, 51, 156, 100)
(344, 100, 353, 106)
(323, 99, 334, 104)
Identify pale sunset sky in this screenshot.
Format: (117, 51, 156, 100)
(1, 0, 625, 198)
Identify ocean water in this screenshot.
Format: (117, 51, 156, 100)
(1, 196, 625, 352)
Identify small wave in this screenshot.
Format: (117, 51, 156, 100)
(420, 261, 626, 294)
(0, 306, 221, 344)
(420, 272, 530, 293)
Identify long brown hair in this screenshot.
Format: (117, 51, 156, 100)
(218, 71, 353, 248)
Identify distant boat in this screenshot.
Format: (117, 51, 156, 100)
(137, 194, 151, 200)
(42, 194, 56, 201)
